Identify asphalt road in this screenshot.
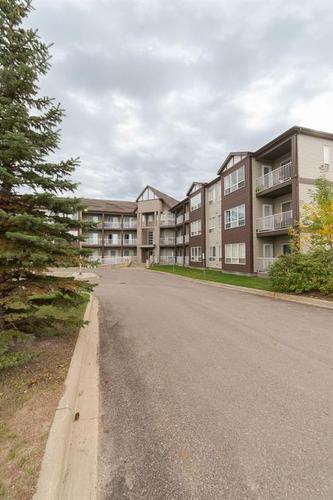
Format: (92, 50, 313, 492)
(95, 268, 333, 500)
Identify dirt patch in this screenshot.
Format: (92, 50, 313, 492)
(0, 334, 79, 499)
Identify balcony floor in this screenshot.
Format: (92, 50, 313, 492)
(256, 180, 292, 198)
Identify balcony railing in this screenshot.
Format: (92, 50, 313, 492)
(160, 216, 176, 226)
(142, 219, 154, 227)
(184, 212, 189, 222)
(83, 239, 102, 246)
(159, 255, 175, 264)
(184, 256, 189, 266)
(176, 256, 184, 265)
(184, 234, 189, 244)
(123, 239, 137, 246)
(104, 239, 122, 246)
(256, 162, 292, 192)
(123, 221, 137, 229)
(176, 235, 184, 244)
(104, 221, 121, 229)
(256, 210, 293, 232)
(176, 215, 184, 224)
(257, 257, 277, 273)
(160, 237, 176, 245)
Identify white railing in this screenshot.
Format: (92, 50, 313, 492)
(159, 255, 175, 264)
(104, 239, 122, 246)
(176, 215, 184, 224)
(123, 239, 137, 246)
(83, 239, 102, 246)
(176, 235, 184, 244)
(256, 162, 292, 192)
(104, 221, 121, 229)
(142, 219, 154, 227)
(184, 234, 189, 244)
(257, 257, 277, 272)
(160, 216, 176, 226)
(256, 210, 293, 232)
(123, 221, 137, 229)
(176, 256, 183, 265)
(184, 256, 189, 266)
(160, 237, 176, 245)
(96, 256, 137, 266)
(184, 212, 189, 222)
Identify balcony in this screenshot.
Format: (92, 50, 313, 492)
(104, 221, 122, 229)
(104, 239, 122, 246)
(256, 162, 292, 197)
(160, 216, 176, 227)
(160, 237, 176, 246)
(184, 256, 189, 266)
(184, 234, 189, 244)
(256, 210, 293, 235)
(184, 212, 189, 222)
(123, 220, 137, 229)
(123, 239, 137, 246)
(159, 255, 175, 264)
(176, 235, 184, 245)
(83, 239, 102, 246)
(142, 219, 154, 227)
(257, 257, 277, 273)
(176, 256, 184, 265)
(176, 214, 184, 225)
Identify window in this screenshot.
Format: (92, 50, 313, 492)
(224, 166, 245, 195)
(209, 246, 216, 261)
(190, 246, 202, 262)
(190, 220, 201, 236)
(224, 204, 245, 229)
(225, 243, 246, 265)
(208, 184, 219, 203)
(148, 231, 154, 245)
(190, 192, 201, 211)
(324, 145, 330, 167)
(208, 216, 215, 231)
(282, 243, 291, 255)
(281, 200, 292, 213)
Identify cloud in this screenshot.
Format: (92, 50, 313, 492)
(26, 0, 333, 201)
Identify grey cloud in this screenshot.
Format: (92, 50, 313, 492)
(27, 0, 333, 200)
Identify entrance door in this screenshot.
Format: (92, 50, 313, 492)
(262, 204, 273, 231)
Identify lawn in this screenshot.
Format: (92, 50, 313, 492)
(151, 265, 272, 291)
(0, 293, 89, 500)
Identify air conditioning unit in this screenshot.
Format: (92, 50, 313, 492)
(319, 163, 330, 173)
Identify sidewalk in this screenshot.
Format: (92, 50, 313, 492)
(34, 295, 100, 500)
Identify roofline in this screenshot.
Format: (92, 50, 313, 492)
(206, 176, 221, 187)
(254, 126, 333, 158)
(217, 152, 252, 175)
(171, 197, 189, 210)
(186, 181, 207, 196)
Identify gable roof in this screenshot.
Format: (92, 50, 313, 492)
(136, 185, 179, 208)
(186, 182, 206, 196)
(217, 152, 251, 175)
(82, 198, 137, 214)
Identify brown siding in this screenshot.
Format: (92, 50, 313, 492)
(221, 157, 254, 273)
(189, 186, 205, 267)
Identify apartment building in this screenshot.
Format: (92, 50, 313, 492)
(80, 126, 333, 274)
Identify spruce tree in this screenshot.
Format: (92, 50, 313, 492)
(0, 0, 92, 364)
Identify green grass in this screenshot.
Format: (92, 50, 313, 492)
(151, 265, 272, 291)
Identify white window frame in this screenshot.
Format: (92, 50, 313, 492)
(190, 192, 202, 212)
(208, 216, 215, 231)
(281, 200, 292, 213)
(208, 246, 216, 261)
(224, 166, 245, 195)
(190, 246, 202, 262)
(224, 243, 246, 265)
(190, 220, 201, 236)
(224, 204, 245, 229)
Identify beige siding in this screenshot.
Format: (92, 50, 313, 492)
(205, 180, 222, 269)
(297, 134, 333, 181)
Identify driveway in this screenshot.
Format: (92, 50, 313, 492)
(94, 268, 333, 500)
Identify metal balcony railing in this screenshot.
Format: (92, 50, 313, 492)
(256, 162, 292, 192)
(176, 235, 184, 244)
(160, 237, 176, 245)
(257, 257, 277, 272)
(256, 210, 293, 232)
(160, 216, 176, 226)
(176, 215, 184, 224)
(123, 239, 137, 246)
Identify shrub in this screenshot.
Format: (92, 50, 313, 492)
(269, 249, 333, 295)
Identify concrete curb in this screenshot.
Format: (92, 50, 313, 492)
(150, 270, 333, 311)
(34, 295, 100, 500)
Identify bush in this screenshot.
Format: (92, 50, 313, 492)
(269, 249, 333, 295)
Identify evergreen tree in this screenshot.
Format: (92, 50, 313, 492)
(0, 0, 92, 363)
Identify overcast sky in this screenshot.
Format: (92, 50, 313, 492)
(30, 0, 333, 201)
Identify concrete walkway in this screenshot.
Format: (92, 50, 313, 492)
(96, 267, 333, 500)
